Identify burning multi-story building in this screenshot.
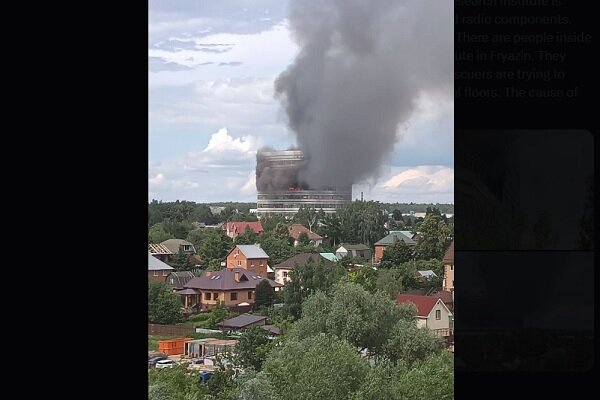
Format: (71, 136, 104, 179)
(256, 150, 352, 217)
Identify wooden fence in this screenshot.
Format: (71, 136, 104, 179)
(148, 324, 195, 336)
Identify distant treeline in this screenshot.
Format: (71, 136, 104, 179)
(381, 203, 454, 214)
(148, 200, 454, 228)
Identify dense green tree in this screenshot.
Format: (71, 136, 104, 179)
(261, 215, 288, 233)
(415, 211, 452, 260)
(234, 326, 274, 371)
(321, 212, 342, 246)
(236, 375, 278, 400)
(348, 266, 378, 293)
(148, 365, 208, 400)
(148, 281, 182, 324)
(162, 219, 194, 239)
(297, 231, 311, 246)
(190, 204, 215, 224)
(295, 206, 320, 231)
(392, 209, 403, 221)
(383, 319, 444, 366)
(170, 248, 194, 271)
(148, 223, 174, 244)
(282, 258, 347, 320)
(336, 201, 387, 246)
(254, 279, 275, 309)
(235, 226, 259, 245)
(291, 282, 414, 356)
(350, 353, 453, 400)
(262, 334, 370, 400)
(376, 268, 404, 298)
(192, 229, 233, 266)
(258, 233, 294, 265)
(206, 301, 230, 328)
(394, 353, 454, 399)
(380, 239, 414, 266)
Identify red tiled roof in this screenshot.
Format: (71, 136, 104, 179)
(431, 290, 453, 304)
(288, 224, 323, 241)
(226, 221, 264, 235)
(443, 241, 454, 264)
(396, 294, 442, 317)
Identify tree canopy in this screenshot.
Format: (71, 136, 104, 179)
(415, 209, 453, 260)
(290, 282, 415, 356)
(148, 281, 182, 324)
(262, 334, 370, 400)
(254, 279, 275, 310)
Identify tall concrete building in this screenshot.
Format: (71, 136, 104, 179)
(256, 150, 351, 217)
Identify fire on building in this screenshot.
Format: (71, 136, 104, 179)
(256, 150, 352, 217)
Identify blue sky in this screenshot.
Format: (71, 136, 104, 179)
(149, 0, 454, 204)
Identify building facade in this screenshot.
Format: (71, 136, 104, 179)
(226, 245, 270, 278)
(256, 150, 352, 216)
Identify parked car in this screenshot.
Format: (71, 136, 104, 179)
(148, 356, 167, 368)
(155, 359, 176, 369)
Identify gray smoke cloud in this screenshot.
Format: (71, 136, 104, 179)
(274, 0, 453, 189)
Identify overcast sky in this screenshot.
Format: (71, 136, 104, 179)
(149, 0, 454, 204)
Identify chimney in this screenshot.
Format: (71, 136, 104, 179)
(205, 271, 212, 277)
(361, 191, 363, 201)
(234, 271, 240, 282)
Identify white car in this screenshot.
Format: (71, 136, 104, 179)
(155, 359, 175, 369)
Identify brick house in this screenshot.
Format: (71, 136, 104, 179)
(148, 252, 174, 282)
(442, 241, 454, 300)
(182, 268, 283, 310)
(225, 221, 264, 240)
(226, 245, 270, 278)
(373, 231, 416, 264)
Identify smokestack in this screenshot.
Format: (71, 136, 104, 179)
(275, 0, 452, 188)
(361, 191, 363, 201)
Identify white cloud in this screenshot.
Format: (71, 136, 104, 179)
(181, 127, 260, 171)
(383, 166, 453, 193)
(203, 127, 257, 154)
(354, 165, 454, 203)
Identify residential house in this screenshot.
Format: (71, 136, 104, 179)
(335, 244, 372, 262)
(431, 290, 454, 313)
(160, 239, 202, 267)
(218, 314, 267, 333)
(224, 221, 264, 240)
(396, 294, 453, 337)
(148, 252, 174, 282)
(148, 243, 174, 263)
(442, 241, 454, 300)
(166, 271, 197, 291)
(182, 268, 283, 310)
(160, 238, 197, 254)
(373, 231, 416, 264)
(273, 253, 336, 285)
(288, 224, 323, 246)
(226, 245, 270, 278)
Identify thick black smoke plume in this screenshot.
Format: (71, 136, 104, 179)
(272, 0, 452, 189)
